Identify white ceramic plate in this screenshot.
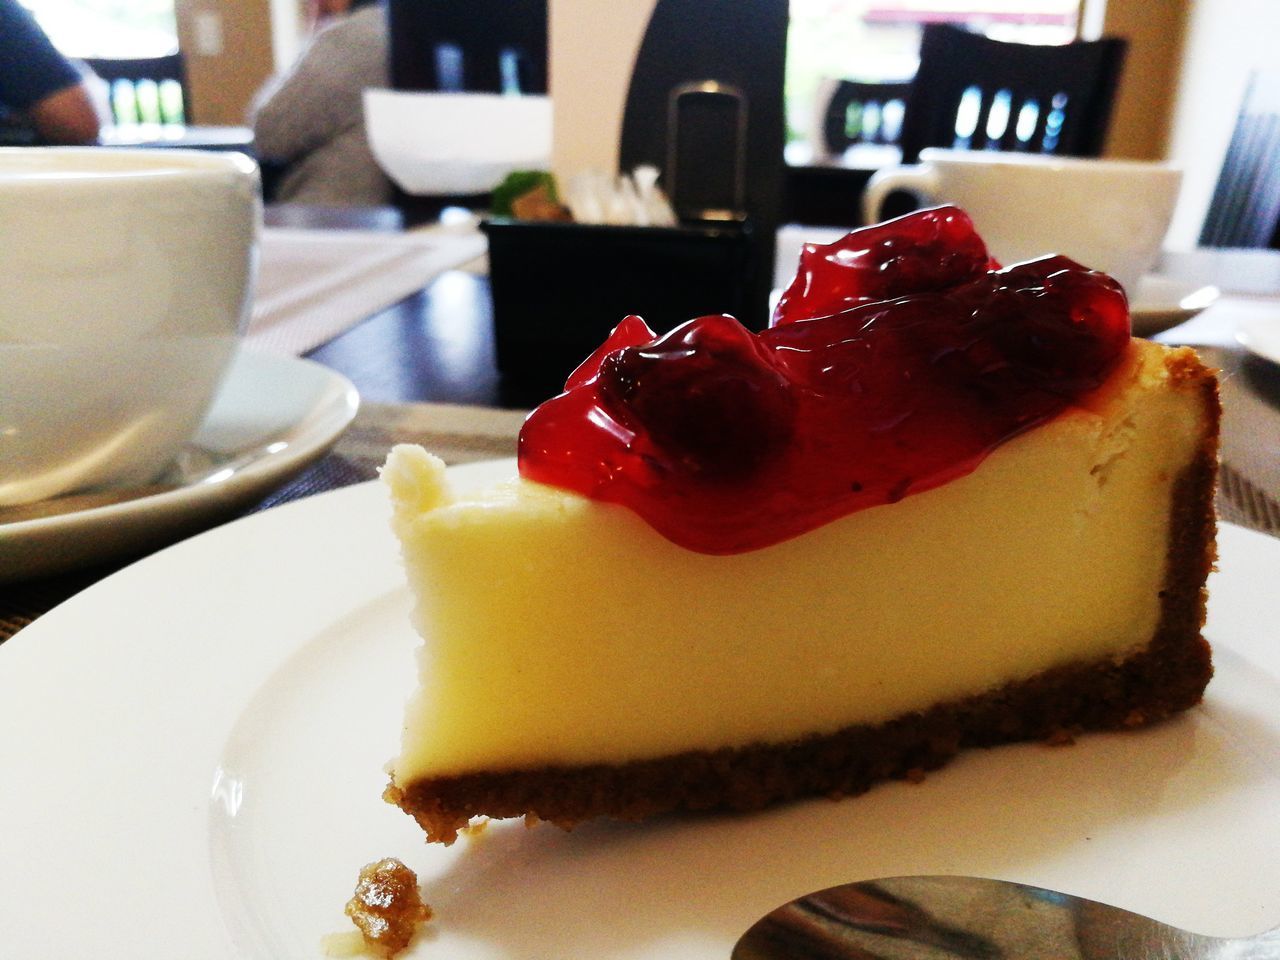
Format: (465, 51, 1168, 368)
(2, 461, 1277, 958)
(1130, 275, 1220, 338)
(1236, 312, 1280, 366)
(0, 348, 358, 581)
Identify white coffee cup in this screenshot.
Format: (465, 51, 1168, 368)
(0, 148, 259, 506)
(862, 148, 1182, 294)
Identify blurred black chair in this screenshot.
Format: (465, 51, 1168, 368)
(820, 79, 912, 156)
(899, 23, 1127, 163)
(618, 0, 789, 330)
(382, 0, 546, 217)
(387, 0, 546, 94)
(83, 54, 188, 125)
(1199, 72, 1280, 249)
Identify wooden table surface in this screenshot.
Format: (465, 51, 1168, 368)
(268, 203, 557, 409)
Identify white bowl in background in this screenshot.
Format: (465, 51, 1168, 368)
(363, 89, 551, 195)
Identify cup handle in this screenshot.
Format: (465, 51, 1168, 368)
(861, 164, 940, 225)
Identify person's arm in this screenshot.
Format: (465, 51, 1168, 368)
(250, 12, 384, 163)
(27, 81, 101, 144)
(0, 0, 101, 144)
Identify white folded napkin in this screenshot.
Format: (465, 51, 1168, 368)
(245, 224, 487, 356)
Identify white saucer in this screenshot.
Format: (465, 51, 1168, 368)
(1, 460, 1277, 958)
(1129, 274, 1220, 338)
(0, 348, 358, 582)
(1235, 313, 1280, 366)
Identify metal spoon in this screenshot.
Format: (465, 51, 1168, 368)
(733, 875, 1280, 959)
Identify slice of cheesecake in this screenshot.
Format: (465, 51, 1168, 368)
(381, 208, 1219, 845)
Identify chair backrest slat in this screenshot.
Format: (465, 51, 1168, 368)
(1201, 73, 1280, 249)
(970, 87, 998, 150)
(819, 79, 913, 155)
(83, 54, 188, 126)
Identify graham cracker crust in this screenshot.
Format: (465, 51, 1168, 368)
(389, 350, 1222, 846)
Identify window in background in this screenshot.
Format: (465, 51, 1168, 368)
(22, 0, 178, 58)
(21, 0, 181, 125)
(787, 0, 1081, 157)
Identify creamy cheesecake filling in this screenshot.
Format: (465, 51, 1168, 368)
(385, 341, 1205, 785)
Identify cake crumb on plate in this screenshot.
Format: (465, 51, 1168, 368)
(326, 858, 431, 958)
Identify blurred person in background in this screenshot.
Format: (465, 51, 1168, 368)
(306, 0, 360, 31)
(249, 0, 391, 205)
(0, 0, 101, 145)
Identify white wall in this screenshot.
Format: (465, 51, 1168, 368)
(549, 0, 659, 181)
(269, 0, 304, 73)
(1165, 0, 1280, 248)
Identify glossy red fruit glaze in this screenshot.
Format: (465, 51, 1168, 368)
(773, 206, 998, 323)
(518, 206, 1131, 554)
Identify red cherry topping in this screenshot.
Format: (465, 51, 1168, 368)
(518, 206, 1130, 554)
(773, 205, 997, 322)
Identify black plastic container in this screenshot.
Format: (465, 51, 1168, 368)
(482, 217, 762, 395)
